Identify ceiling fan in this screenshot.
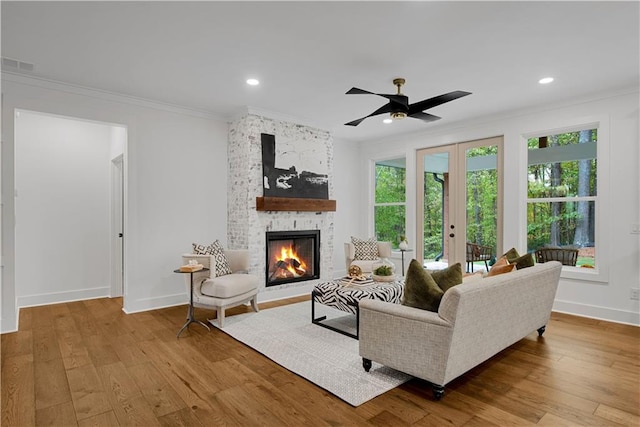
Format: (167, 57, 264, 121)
(344, 78, 471, 126)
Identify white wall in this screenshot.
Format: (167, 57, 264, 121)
(1, 73, 229, 332)
(110, 126, 126, 160)
(332, 137, 364, 277)
(15, 111, 113, 306)
(358, 90, 640, 325)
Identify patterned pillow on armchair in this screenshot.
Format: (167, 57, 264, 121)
(351, 236, 379, 260)
(192, 240, 233, 277)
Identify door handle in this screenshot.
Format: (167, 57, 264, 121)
(118, 233, 123, 238)
(449, 233, 455, 238)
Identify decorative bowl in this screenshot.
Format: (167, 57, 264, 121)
(372, 274, 396, 282)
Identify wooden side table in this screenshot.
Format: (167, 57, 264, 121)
(174, 267, 211, 338)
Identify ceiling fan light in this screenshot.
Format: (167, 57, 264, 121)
(391, 112, 407, 120)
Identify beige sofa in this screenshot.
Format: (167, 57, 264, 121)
(359, 261, 562, 399)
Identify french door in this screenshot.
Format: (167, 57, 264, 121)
(416, 136, 503, 271)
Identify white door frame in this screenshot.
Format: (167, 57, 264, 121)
(416, 136, 504, 267)
(110, 155, 124, 297)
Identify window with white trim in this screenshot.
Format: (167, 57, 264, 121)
(374, 157, 406, 249)
(527, 128, 597, 268)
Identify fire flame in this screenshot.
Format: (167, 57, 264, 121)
(275, 245, 307, 278)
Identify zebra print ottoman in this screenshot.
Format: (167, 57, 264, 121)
(311, 279, 404, 339)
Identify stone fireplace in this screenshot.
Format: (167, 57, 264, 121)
(227, 112, 334, 299)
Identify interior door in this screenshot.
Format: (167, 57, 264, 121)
(416, 137, 503, 271)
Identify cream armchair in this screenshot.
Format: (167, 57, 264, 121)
(182, 250, 259, 327)
(344, 241, 393, 274)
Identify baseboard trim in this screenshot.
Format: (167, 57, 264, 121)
(553, 299, 640, 326)
(1, 315, 19, 334)
(16, 287, 110, 309)
(123, 285, 317, 314)
(123, 292, 187, 314)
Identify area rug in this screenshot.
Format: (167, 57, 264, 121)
(211, 301, 411, 406)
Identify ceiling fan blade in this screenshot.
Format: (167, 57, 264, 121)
(345, 117, 367, 127)
(408, 91, 471, 115)
(346, 87, 408, 107)
(346, 87, 375, 95)
(409, 112, 441, 122)
(345, 102, 395, 126)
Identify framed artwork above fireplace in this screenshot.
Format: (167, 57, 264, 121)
(261, 133, 329, 199)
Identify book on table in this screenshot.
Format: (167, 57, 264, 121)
(179, 264, 204, 272)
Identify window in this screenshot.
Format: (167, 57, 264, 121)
(374, 157, 406, 248)
(527, 129, 597, 267)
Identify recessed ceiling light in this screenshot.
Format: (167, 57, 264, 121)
(383, 118, 393, 124)
(246, 78, 260, 86)
(538, 77, 554, 84)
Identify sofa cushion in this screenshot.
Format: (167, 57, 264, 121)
(200, 273, 258, 298)
(502, 247, 520, 263)
(402, 259, 444, 312)
(193, 240, 233, 277)
(351, 236, 379, 260)
(428, 262, 463, 292)
(486, 263, 516, 277)
(492, 255, 509, 269)
(511, 253, 535, 269)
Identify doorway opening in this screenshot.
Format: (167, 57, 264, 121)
(14, 110, 127, 308)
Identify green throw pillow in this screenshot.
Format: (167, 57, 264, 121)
(511, 253, 535, 269)
(402, 259, 444, 312)
(502, 247, 520, 263)
(428, 262, 463, 292)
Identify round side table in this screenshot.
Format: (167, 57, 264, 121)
(174, 267, 211, 338)
(399, 249, 413, 276)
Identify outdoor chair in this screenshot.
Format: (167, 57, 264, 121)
(466, 242, 493, 272)
(535, 247, 578, 266)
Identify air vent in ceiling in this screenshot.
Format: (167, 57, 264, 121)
(2, 57, 34, 72)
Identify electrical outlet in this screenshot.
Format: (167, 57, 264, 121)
(631, 288, 640, 300)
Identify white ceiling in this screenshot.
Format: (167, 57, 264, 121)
(2, 1, 638, 143)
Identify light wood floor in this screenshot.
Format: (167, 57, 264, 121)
(2, 296, 638, 426)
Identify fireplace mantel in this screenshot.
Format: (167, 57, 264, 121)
(256, 196, 336, 212)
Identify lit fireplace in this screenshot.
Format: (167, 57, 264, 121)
(265, 230, 320, 286)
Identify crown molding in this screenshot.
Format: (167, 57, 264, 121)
(2, 71, 224, 121)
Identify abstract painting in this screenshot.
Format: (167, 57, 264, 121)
(261, 133, 328, 199)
